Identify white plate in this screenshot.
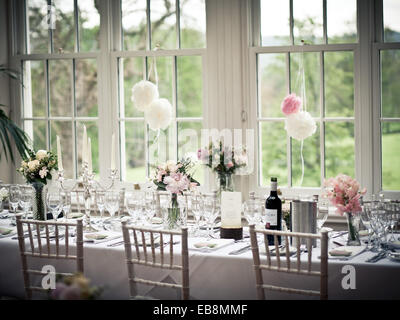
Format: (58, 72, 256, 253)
(388, 251, 400, 262)
(188, 237, 234, 252)
(329, 245, 365, 257)
(0, 227, 17, 238)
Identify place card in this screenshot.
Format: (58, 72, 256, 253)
(220, 191, 243, 240)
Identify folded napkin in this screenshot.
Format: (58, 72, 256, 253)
(69, 213, 84, 219)
(329, 245, 365, 257)
(0, 227, 13, 236)
(329, 248, 352, 256)
(188, 238, 235, 252)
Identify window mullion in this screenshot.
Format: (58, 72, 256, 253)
(74, 0, 80, 52)
(286, 52, 292, 187)
(320, 51, 326, 184)
(289, 0, 294, 45)
(49, 0, 54, 54)
(146, 0, 151, 50)
(323, 0, 327, 44)
(176, 0, 181, 49)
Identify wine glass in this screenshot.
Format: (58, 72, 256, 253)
(19, 186, 33, 219)
(316, 208, 329, 233)
(60, 191, 71, 220)
(144, 191, 156, 225)
(46, 191, 62, 221)
(105, 190, 120, 220)
(9, 185, 21, 215)
(190, 195, 204, 236)
(177, 194, 188, 227)
(95, 191, 106, 226)
(243, 199, 261, 226)
(203, 195, 219, 238)
(126, 192, 141, 225)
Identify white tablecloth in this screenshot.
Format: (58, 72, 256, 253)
(1, 218, 400, 300)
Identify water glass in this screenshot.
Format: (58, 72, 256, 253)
(126, 192, 141, 225)
(60, 191, 71, 220)
(9, 185, 21, 214)
(190, 195, 204, 236)
(105, 190, 120, 220)
(242, 199, 261, 226)
(46, 191, 62, 221)
(96, 191, 106, 224)
(19, 186, 34, 219)
(203, 195, 220, 238)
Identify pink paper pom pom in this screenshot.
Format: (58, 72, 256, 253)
(281, 93, 302, 116)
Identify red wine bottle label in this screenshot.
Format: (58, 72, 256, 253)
(265, 208, 278, 226)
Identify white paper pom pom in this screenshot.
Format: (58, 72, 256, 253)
(145, 98, 172, 131)
(131, 80, 159, 112)
(285, 111, 317, 141)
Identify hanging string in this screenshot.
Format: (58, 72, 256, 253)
(147, 44, 160, 86)
(299, 40, 306, 186)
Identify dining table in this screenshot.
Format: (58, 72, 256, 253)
(0, 211, 400, 300)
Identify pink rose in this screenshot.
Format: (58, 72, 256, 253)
(281, 93, 302, 115)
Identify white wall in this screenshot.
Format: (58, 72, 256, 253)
(0, 0, 12, 184)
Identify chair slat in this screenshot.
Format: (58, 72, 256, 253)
(45, 225, 50, 256)
(285, 235, 290, 270)
(274, 235, 280, 269)
(296, 237, 301, 272)
(65, 225, 69, 257)
(150, 231, 156, 263)
(160, 232, 164, 266)
(55, 225, 59, 257)
(36, 223, 42, 255)
(307, 238, 312, 273)
(133, 230, 140, 261)
(264, 234, 271, 266)
(27, 223, 34, 253)
(141, 231, 148, 263)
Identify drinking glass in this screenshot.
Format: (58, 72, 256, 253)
(177, 194, 188, 227)
(46, 191, 62, 221)
(243, 199, 261, 226)
(105, 190, 120, 220)
(96, 191, 106, 225)
(9, 185, 21, 215)
(190, 195, 204, 236)
(126, 192, 141, 225)
(203, 195, 220, 238)
(144, 191, 156, 225)
(360, 204, 373, 249)
(316, 208, 329, 233)
(19, 186, 34, 219)
(60, 191, 71, 220)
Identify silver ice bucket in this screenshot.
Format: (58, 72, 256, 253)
(290, 198, 317, 247)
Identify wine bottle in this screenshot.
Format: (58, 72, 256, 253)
(265, 177, 282, 245)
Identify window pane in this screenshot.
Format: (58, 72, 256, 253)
(77, 121, 98, 176)
(180, 0, 206, 48)
(177, 121, 203, 185)
(293, 0, 323, 45)
(384, 0, 400, 42)
(53, 0, 75, 53)
(150, 0, 177, 49)
(147, 56, 174, 106)
(382, 122, 400, 190)
(259, 53, 286, 118)
(177, 56, 202, 117)
(325, 122, 354, 178)
(24, 120, 47, 151)
(123, 121, 146, 182)
(27, 0, 49, 53)
(78, 0, 100, 51)
(49, 59, 73, 117)
(325, 51, 354, 117)
(122, 0, 147, 51)
(290, 52, 320, 117)
(260, 121, 287, 186)
(260, 0, 290, 46)
(291, 124, 320, 187)
(122, 57, 145, 118)
(327, 0, 357, 44)
(50, 121, 73, 178)
(381, 50, 400, 118)
(76, 59, 98, 117)
(25, 61, 46, 118)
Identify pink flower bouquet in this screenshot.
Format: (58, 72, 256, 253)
(323, 174, 366, 215)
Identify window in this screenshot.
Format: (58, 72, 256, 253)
(377, 0, 400, 191)
(118, 0, 206, 183)
(254, 0, 357, 189)
(22, 0, 100, 179)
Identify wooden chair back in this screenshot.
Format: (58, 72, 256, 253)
(15, 214, 84, 299)
(249, 224, 328, 300)
(121, 221, 189, 300)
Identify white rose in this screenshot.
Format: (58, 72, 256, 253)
(21, 160, 28, 169)
(28, 160, 40, 171)
(36, 150, 48, 161)
(0, 187, 9, 200)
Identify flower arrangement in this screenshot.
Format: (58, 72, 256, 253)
(50, 273, 102, 300)
(197, 140, 248, 176)
(153, 158, 199, 194)
(323, 174, 366, 215)
(0, 187, 9, 201)
(17, 149, 58, 184)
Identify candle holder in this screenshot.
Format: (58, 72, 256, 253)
(57, 166, 120, 233)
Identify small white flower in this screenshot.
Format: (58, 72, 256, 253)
(131, 80, 159, 112)
(36, 150, 48, 161)
(145, 98, 172, 131)
(0, 187, 9, 201)
(27, 160, 40, 171)
(285, 111, 317, 141)
(21, 160, 28, 169)
(39, 167, 48, 179)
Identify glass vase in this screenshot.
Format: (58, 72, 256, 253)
(216, 172, 234, 195)
(31, 181, 47, 221)
(345, 212, 361, 246)
(165, 193, 180, 230)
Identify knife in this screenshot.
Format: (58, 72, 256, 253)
(228, 245, 252, 255)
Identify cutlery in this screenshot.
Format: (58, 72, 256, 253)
(85, 235, 122, 244)
(333, 247, 369, 261)
(331, 231, 348, 239)
(366, 251, 387, 263)
(228, 244, 252, 255)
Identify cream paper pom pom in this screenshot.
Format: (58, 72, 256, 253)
(145, 98, 172, 131)
(285, 111, 317, 141)
(131, 80, 159, 112)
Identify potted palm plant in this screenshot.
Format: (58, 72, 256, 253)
(0, 64, 30, 163)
